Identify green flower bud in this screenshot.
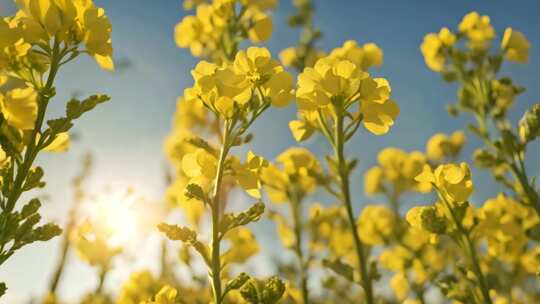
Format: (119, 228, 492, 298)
(519, 104, 540, 143)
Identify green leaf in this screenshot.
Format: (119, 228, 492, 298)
(184, 183, 207, 202)
(23, 167, 45, 191)
(15, 213, 41, 242)
(20, 198, 41, 219)
(32, 223, 62, 242)
(0, 282, 6, 298)
(224, 272, 251, 296)
(157, 223, 210, 266)
(46, 117, 73, 133)
(66, 95, 110, 120)
(185, 137, 218, 157)
(220, 202, 265, 235)
(323, 258, 358, 284)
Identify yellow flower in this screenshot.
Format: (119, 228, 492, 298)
(521, 245, 540, 274)
(0, 87, 38, 130)
(426, 131, 465, 161)
(420, 27, 455, 72)
(0, 17, 31, 69)
(458, 11, 496, 50)
(391, 272, 409, 301)
(365, 148, 430, 195)
(328, 40, 384, 70)
(359, 83, 400, 135)
(269, 212, 295, 248)
(185, 61, 250, 115)
(14, 0, 114, 70)
(222, 227, 259, 264)
(71, 219, 122, 268)
(276, 147, 319, 176)
(364, 166, 384, 195)
(297, 57, 366, 110)
(234, 47, 275, 85)
(230, 151, 268, 198)
(288, 119, 314, 142)
(357, 205, 395, 245)
(406, 205, 447, 234)
(379, 245, 412, 272)
(43, 132, 70, 152)
(182, 148, 217, 192)
(279, 47, 297, 67)
(165, 177, 205, 225)
(416, 162, 474, 203)
(261, 147, 320, 202)
(247, 10, 272, 43)
(174, 13, 207, 57)
(475, 194, 537, 262)
(501, 27, 530, 64)
(145, 286, 178, 304)
(295, 54, 399, 135)
(0, 147, 9, 171)
(490, 79, 518, 112)
(76, 2, 114, 71)
(118, 271, 167, 304)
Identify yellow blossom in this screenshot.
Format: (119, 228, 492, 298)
(426, 131, 465, 161)
(501, 27, 530, 63)
(222, 227, 259, 264)
(230, 151, 268, 198)
(357, 205, 395, 245)
(144, 286, 178, 304)
(416, 162, 474, 203)
(43, 132, 70, 152)
(521, 245, 540, 274)
(328, 40, 384, 70)
(391, 272, 409, 301)
(0, 87, 38, 130)
(364, 166, 384, 195)
(458, 11, 496, 50)
(420, 27, 455, 72)
(14, 0, 114, 70)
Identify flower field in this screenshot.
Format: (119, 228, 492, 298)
(0, 0, 539, 303)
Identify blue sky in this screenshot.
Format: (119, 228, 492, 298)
(0, 0, 539, 302)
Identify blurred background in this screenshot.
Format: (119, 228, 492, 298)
(0, 0, 539, 302)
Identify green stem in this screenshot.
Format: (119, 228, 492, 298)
(475, 113, 540, 217)
(5, 39, 61, 212)
(95, 267, 108, 295)
(48, 226, 70, 293)
(210, 120, 232, 304)
(0, 39, 62, 267)
(289, 191, 309, 304)
(440, 196, 492, 304)
(333, 111, 374, 304)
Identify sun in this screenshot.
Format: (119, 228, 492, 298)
(92, 189, 138, 247)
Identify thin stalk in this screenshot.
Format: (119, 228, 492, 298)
(333, 110, 374, 304)
(95, 267, 108, 295)
(289, 191, 309, 304)
(439, 195, 492, 304)
(210, 120, 232, 304)
(475, 113, 540, 217)
(0, 38, 63, 266)
(6, 39, 61, 212)
(48, 228, 70, 293)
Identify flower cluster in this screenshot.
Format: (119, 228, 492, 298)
(176, 0, 276, 61)
(290, 40, 398, 143)
(0, 0, 112, 294)
(364, 147, 431, 196)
